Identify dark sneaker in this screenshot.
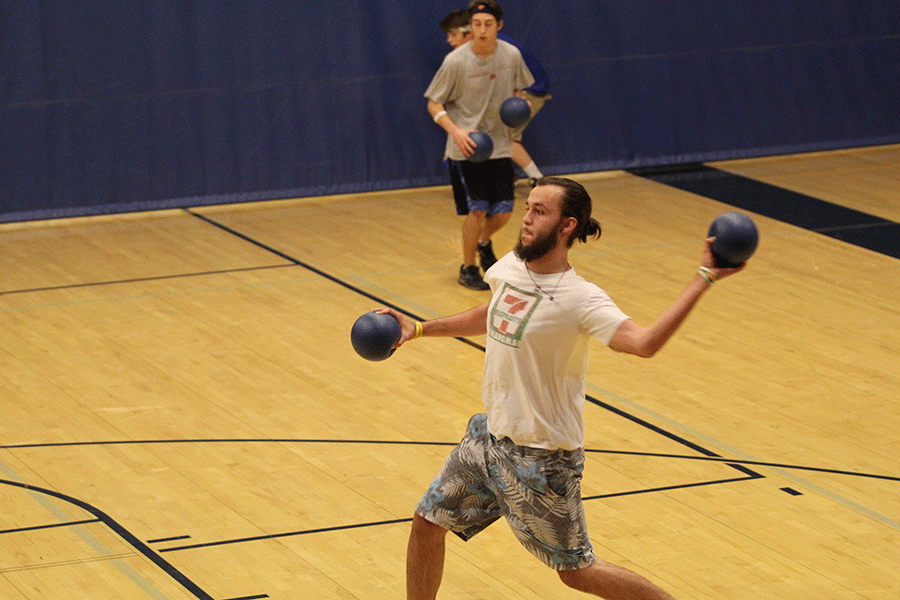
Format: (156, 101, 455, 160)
(478, 240, 498, 271)
(458, 265, 490, 290)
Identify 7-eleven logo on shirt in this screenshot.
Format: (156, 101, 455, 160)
(488, 283, 541, 347)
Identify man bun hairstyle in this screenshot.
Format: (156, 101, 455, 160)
(535, 177, 602, 247)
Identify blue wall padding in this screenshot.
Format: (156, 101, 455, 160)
(2, 1, 898, 221)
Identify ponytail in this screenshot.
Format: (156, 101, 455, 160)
(578, 218, 602, 244)
(534, 177, 602, 247)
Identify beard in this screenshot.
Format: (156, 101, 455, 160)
(514, 223, 560, 263)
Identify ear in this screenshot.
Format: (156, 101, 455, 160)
(497, 20, 503, 31)
(559, 216, 578, 236)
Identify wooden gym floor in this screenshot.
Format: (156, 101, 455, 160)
(1, 145, 898, 599)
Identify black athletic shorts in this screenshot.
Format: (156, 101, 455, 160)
(448, 158, 515, 216)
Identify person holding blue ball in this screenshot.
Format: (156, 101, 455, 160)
(441, 8, 551, 186)
(379, 177, 747, 600)
(426, 1, 534, 291)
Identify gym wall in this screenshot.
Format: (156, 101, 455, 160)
(2, 1, 898, 222)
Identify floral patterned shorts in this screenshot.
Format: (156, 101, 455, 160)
(415, 413, 595, 570)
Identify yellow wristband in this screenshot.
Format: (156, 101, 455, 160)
(433, 110, 447, 124)
(413, 321, 424, 340)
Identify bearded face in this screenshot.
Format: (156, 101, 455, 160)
(514, 216, 562, 262)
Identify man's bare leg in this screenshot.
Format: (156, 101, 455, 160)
(462, 211, 487, 267)
(407, 513, 449, 600)
(558, 559, 677, 600)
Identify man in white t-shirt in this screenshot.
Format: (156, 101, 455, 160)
(381, 177, 746, 599)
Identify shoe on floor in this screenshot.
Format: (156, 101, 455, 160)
(478, 240, 498, 271)
(458, 264, 490, 290)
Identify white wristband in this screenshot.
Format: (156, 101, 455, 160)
(433, 110, 447, 124)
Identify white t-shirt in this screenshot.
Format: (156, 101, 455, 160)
(482, 252, 630, 450)
(424, 40, 534, 161)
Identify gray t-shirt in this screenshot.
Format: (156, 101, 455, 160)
(425, 40, 534, 161)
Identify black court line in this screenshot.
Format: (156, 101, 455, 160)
(628, 164, 900, 259)
(0, 263, 294, 296)
(147, 534, 192, 544)
(0, 478, 214, 600)
(3, 440, 896, 585)
(159, 474, 765, 553)
(582, 449, 900, 483)
(5, 438, 896, 483)
(185, 209, 487, 351)
(4, 439, 896, 558)
(585, 394, 719, 458)
(0, 439, 457, 450)
(0, 450, 766, 563)
(0, 518, 100, 535)
(582, 469, 763, 502)
(158, 518, 413, 553)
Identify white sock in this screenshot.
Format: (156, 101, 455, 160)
(523, 161, 543, 179)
